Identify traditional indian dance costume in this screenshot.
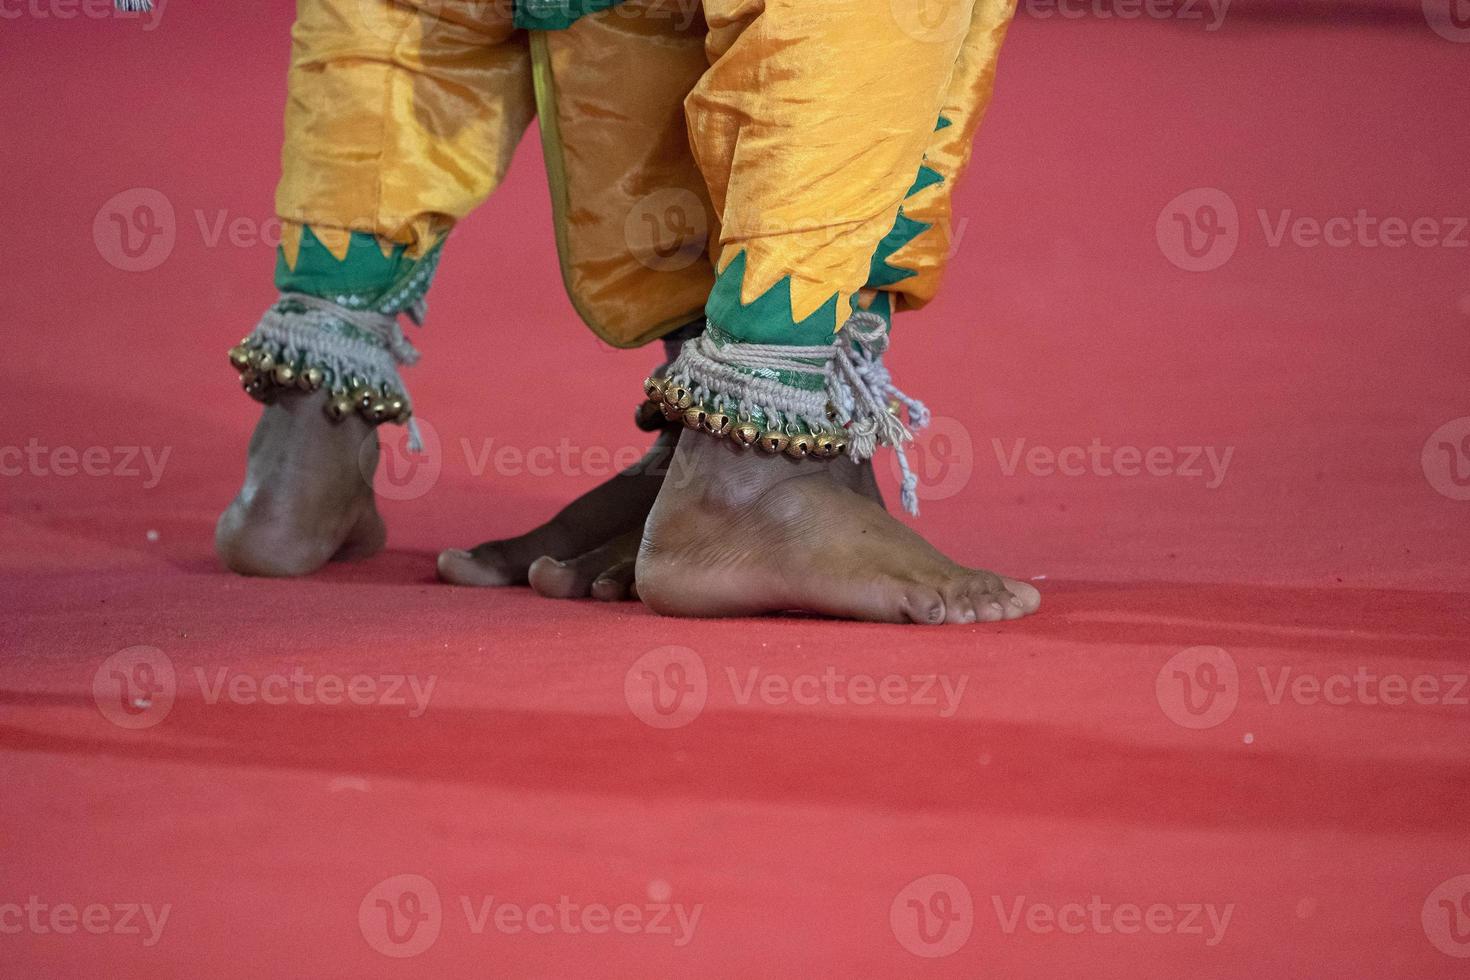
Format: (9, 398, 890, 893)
(162, 0, 1014, 513)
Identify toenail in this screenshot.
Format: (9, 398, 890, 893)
(443, 548, 471, 560)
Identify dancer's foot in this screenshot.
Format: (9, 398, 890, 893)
(437, 428, 887, 601)
(436, 432, 678, 599)
(637, 431, 1041, 624)
(215, 391, 385, 577)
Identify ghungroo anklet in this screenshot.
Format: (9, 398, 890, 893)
(633, 316, 708, 434)
(641, 375, 849, 459)
(648, 311, 931, 514)
(229, 292, 424, 447)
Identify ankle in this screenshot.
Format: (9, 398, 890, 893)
(665, 430, 837, 513)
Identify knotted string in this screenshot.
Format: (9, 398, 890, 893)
(252, 292, 425, 451)
(666, 310, 931, 515)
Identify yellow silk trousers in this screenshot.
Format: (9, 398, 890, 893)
(275, 0, 1016, 348)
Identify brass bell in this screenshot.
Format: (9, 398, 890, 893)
(730, 422, 761, 448)
(813, 433, 842, 458)
(244, 379, 271, 403)
(387, 397, 406, 420)
(253, 350, 276, 373)
(644, 376, 667, 403)
(351, 386, 375, 410)
(393, 401, 413, 424)
(324, 397, 353, 422)
(683, 405, 710, 430)
(228, 345, 251, 371)
(297, 366, 325, 391)
(784, 433, 814, 459)
(663, 384, 694, 412)
(758, 430, 789, 454)
(704, 411, 733, 438)
(271, 363, 296, 387)
(364, 400, 391, 424)
(238, 368, 259, 388)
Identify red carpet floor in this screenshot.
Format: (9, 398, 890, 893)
(3, 4, 1468, 977)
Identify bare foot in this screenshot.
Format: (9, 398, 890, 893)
(436, 431, 676, 599)
(437, 429, 887, 601)
(637, 431, 1041, 624)
(215, 390, 385, 577)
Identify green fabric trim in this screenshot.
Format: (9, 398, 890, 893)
(274, 226, 443, 315)
(907, 164, 945, 198)
(515, 0, 626, 30)
(705, 250, 845, 348)
(866, 208, 931, 289)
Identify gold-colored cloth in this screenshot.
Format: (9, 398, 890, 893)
(276, 0, 1014, 347)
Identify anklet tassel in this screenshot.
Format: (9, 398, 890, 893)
(229, 292, 425, 447)
(649, 310, 931, 516)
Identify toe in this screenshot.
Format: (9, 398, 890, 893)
(1002, 578, 1043, 616)
(527, 556, 589, 598)
(436, 544, 522, 587)
(529, 534, 640, 600)
(899, 586, 947, 626)
(939, 581, 978, 624)
(976, 595, 1007, 622)
(590, 559, 636, 602)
